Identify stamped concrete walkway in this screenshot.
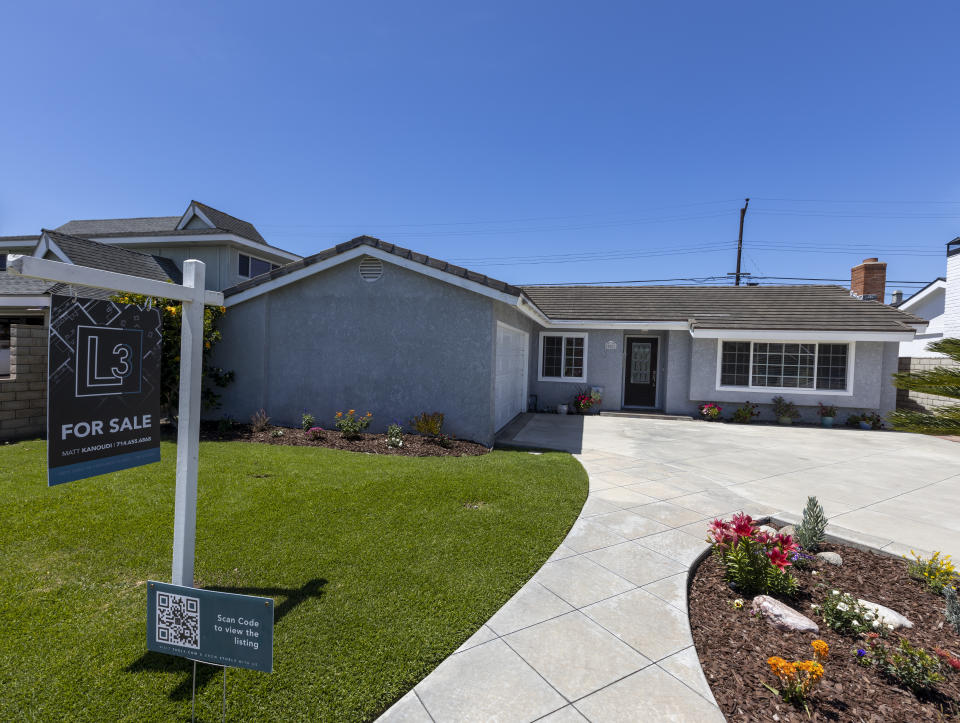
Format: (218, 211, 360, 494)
(379, 414, 960, 722)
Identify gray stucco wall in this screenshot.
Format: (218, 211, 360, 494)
(687, 338, 901, 422)
(210, 258, 500, 444)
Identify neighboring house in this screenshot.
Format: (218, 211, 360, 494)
(211, 238, 926, 446)
(0, 200, 301, 293)
(894, 236, 960, 411)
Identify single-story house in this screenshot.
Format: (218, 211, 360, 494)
(212, 237, 927, 445)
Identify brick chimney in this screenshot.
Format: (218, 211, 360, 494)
(850, 258, 886, 301)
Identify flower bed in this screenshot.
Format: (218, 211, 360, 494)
(196, 422, 490, 457)
(690, 530, 960, 720)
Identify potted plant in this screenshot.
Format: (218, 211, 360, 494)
(573, 389, 601, 414)
(698, 402, 723, 421)
(731, 401, 760, 424)
(771, 396, 800, 425)
(817, 402, 838, 428)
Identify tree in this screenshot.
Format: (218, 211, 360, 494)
(889, 338, 960, 434)
(111, 293, 235, 423)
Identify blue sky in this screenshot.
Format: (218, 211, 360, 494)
(2, 1, 958, 297)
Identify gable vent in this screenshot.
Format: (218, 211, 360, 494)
(359, 256, 383, 282)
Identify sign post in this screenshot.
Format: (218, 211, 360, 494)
(9, 256, 221, 585)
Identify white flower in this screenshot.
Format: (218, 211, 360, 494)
(836, 602, 849, 612)
(853, 619, 861, 626)
(831, 589, 840, 595)
(812, 570, 819, 575)
(864, 612, 874, 621)
(887, 624, 894, 631)
(872, 620, 881, 628)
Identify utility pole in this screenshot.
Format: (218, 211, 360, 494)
(734, 197, 750, 286)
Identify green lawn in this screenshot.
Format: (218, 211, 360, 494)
(0, 440, 586, 722)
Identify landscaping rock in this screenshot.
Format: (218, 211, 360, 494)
(816, 551, 843, 566)
(858, 599, 914, 629)
(756, 525, 778, 536)
(779, 525, 796, 537)
(751, 595, 819, 633)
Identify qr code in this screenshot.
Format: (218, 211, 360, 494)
(156, 591, 200, 649)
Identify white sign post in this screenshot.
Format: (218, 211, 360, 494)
(9, 256, 221, 586)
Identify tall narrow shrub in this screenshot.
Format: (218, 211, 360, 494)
(795, 496, 827, 552)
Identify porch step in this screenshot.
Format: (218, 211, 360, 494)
(599, 411, 694, 421)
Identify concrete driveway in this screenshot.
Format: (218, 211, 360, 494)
(505, 413, 960, 559)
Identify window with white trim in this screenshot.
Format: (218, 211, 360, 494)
(719, 341, 850, 391)
(238, 253, 279, 279)
(539, 333, 586, 381)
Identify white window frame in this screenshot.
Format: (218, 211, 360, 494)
(538, 331, 588, 383)
(714, 339, 855, 395)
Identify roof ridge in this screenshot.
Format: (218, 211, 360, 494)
(43, 229, 164, 261)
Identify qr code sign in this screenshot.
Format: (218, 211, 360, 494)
(156, 591, 200, 649)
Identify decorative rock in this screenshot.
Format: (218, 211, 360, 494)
(755, 525, 778, 536)
(752, 595, 819, 633)
(858, 599, 913, 629)
(816, 551, 842, 566)
(779, 525, 796, 537)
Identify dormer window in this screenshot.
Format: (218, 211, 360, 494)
(238, 253, 278, 279)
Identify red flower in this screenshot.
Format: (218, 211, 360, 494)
(730, 512, 754, 539)
(767, 547, 791, 570)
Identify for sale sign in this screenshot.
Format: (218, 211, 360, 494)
(147, 581, 275, 672)
(47, 295, 162, 486)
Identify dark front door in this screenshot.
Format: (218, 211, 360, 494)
(624, 337, 658, 407)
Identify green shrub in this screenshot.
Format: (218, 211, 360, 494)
(411, 411, 444, 437)
(878, 638, 943, 693)
(946, 586, 960, 634)
(301, 411, 316, 431)
(708, 514, 798, 596)
(771, 395, 800, 420)
(335, 410, 372, 439)
(731, 401, 760, 424)
(436, 432, 455, 449)
(905, 550, 958, 594)
(216, 416, 235, 434)
(795, 496, 827, 553)
(387, 423, 403, 448)
(251, 408, 270, 432)
(814, 589, 887, 636)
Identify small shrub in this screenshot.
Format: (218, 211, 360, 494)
(251, 409, 270, 432)
(862, 411, 884, 429)
(905, 550, 958, 594)
(771, 395, 800, 420)
(795, 496, 827, 553)
(411, 411, 444, 437)
(698, 402, 722, 420)
(876, 638, 943, 694)
(814, 589, 889, 636)
(708, 514, 798, 596)
(301, 411, 316, 431)
(817, 402, 838, 418)
(946, 586, 960, 634)
(271, 428, 284, 438)
(335, 410, 372, 439)
(436, 432, 455, 449)
(387, 423, 403, 448)
(764, 640, 828, 713)
(307, 426, 325, 441)
(731, 401, 759, 424)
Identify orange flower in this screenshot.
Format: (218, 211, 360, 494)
(811, 640, 828, 659)
(348, 409, 355, 415)
(336, 412, 343, 418)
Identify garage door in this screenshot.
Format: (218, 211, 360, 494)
(494, 322, 529, 432)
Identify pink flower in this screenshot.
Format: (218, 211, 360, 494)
(768, 547, 791, 570)
(730, 512, 754, 539)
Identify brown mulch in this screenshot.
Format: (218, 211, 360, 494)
(194, 421, 490, 457)
(690, 541, 960, 721)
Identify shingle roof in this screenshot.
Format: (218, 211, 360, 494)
(224, 235, 522, 298)
(44, 230, 182, 284)
(0, 270, 55, 296)
(56, 216, 181, 236)
(190, 201, 267, 245)
(520, 284, 927, 332)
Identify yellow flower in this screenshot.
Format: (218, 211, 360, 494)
(811, 640, 829, 659)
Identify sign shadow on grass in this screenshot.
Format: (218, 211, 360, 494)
(126, 577, 327, 699)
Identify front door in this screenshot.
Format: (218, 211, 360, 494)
(624, 337, 658, 407)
